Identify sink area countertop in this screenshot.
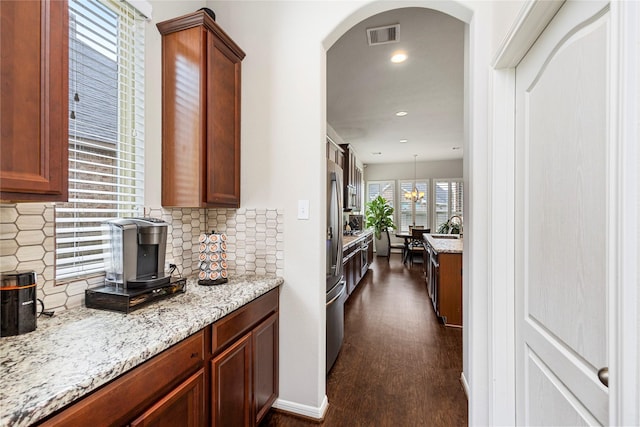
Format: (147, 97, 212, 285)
(0, 275, 283, 427)
(343, 229, 373, 248)
(424, 234, 463, 254)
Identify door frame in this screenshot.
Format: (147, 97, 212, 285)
(490, 1, 639, 425)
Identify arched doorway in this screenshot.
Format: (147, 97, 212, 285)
(321, 0, 475, 421)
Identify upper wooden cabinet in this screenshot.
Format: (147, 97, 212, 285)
(157, 11, 245, 208)
(0, 0, 69, 202)
(326, 138, 344, 169)
(340, 144, 362, 212)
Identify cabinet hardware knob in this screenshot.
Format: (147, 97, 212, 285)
(597, 367, 608, 387)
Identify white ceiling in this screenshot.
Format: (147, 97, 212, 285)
(327, 7, 465, 165)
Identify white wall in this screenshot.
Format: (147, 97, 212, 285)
(146, 0, 527, 423)
(364, 159, 463, 181)
(145, 1, 206, 207)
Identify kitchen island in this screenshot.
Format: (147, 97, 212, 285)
(423, 234, 463, 327)
(0, 275, 283, 426)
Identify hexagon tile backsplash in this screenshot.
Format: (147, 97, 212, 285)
(0, 204, 283, 312)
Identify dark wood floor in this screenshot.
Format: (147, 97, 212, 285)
(261, 254, 467, 426)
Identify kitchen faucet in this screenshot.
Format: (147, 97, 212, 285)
(449, 215, 463, 236)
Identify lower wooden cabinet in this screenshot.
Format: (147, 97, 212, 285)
(37, 289, 279, 426)
(425, 242, 462, 327)
(131, 369, 206, 427)
(343, 234, 372, 297)
(39, 332, 206, 426)
(252, 313, 278, 424)
(212, 334, 252, 427)
(211, 291, 279, 426)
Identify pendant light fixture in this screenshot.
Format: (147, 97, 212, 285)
(404, 154, 425, 202)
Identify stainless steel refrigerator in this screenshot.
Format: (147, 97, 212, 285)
(326, 158, 346, 373)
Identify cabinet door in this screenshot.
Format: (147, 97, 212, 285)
(206, 31, 242, 207)
(345, 254, 355, 295)
(354, 248, 362, 285)
(253, 312, 278, 425)
(355, 167, 362, 211)
(438, 253, 462, 326)
(0, 0, 68, 202)
(160, 26, 206, 208)
(130, 369, 206, 427)
(211, 333, 251, 427)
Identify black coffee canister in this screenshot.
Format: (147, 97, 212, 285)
(0, 271, 37, 337)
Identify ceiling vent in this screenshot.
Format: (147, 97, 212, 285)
(366, 24, 400, 46)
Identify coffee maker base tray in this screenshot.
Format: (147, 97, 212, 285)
(85, 278, 187, 313)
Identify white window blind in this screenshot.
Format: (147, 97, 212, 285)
(399, 180, 429, 232)
(434, 179, 463, 231)
(366, 181, 395, 208)
(56, 0, 145, 280)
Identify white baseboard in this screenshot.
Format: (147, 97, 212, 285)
(272, 395, 329, 420)
(460, 372, 470, 399)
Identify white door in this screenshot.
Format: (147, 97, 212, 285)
(515, 1, 612, 425)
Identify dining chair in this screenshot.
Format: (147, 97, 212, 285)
(387, 229, 407, 261)
(408, 227, 430, 267)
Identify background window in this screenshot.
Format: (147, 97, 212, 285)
(366, 181, 395, 208)
(56, 0, 145, 280)
(434, 179, 463, 231)
(399, 180, 429, 232)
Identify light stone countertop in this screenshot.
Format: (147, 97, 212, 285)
(424, 234, 463, 254)
(342, 229, 373, 248)
(0, 275, 283, 427)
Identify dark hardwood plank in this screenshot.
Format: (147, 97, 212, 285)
(261, 254, 467, 426)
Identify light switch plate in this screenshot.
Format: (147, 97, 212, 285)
(297, 199, 310, 220)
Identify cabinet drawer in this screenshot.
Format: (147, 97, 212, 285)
(130, 368, 206, 427)
(212, 289, 278, 355)
(39, 330, 205, 426)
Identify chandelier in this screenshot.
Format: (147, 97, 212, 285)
(404, 154, 424, 202)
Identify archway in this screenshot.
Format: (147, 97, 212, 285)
(321, 0, 476, 421)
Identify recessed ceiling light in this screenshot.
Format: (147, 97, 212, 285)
(391, 52, 407, 63)
(452, 146, 461, 150)
(371, 152, 382, 155)
(399, 139, 408, 143)
(395, 111, 408, 117)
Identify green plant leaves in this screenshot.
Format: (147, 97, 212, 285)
(364, 195, 396, 240)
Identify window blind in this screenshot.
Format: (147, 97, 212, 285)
(399, 180, 429, 232)
(434, 179, 463, 231)
(56, 0, 145, 280)
(367, 181, 395, 208)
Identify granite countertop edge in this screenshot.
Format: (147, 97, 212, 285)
(0, 274, 283, 427)
(424, 234, 464, 254)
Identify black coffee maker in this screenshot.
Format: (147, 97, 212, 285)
(0, 271, 37, 337)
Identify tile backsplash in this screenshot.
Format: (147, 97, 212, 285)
(0, 204, 284, 312)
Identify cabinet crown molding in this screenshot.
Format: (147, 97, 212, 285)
(156, 10, 245, 59)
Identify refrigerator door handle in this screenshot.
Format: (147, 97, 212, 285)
(332, 175, 343, 270)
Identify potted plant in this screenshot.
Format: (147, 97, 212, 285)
(437, 215, 463, 235)
(365, 195, 396, 256)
